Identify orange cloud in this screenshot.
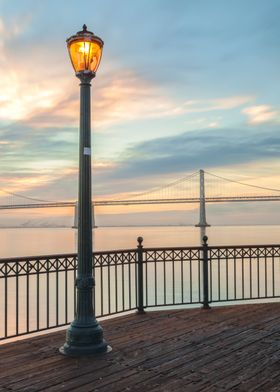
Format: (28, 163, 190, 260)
(0, 166, 78, 197)
(0, 25, 256, 134)
(242, 105, 278, 124)
(0, 174, 55, 194)
(92, 73, 254, 129)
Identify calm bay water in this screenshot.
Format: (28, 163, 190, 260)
(0, 225, 279, 258)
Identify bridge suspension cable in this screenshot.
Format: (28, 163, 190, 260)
(0, 189, 52, 204)
(204, 171, 280, 193)
(116, 170, 199, 200)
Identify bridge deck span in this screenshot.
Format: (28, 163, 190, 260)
(0, 195, 280, 209)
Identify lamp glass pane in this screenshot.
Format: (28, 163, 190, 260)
(69, 40, 102, 72)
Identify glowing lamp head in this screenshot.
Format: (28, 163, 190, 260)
(66, 24, 104, 75)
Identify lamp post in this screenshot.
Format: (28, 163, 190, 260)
(60, 25, 110, 356)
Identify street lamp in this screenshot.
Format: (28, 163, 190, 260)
(60, 25, 110, 356)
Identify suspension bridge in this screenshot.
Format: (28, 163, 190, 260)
(0, 170, 279, 227)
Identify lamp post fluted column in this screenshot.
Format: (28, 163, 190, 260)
(60, 25, 110, 356)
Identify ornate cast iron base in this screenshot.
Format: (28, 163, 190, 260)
(59, 322, 112, 356)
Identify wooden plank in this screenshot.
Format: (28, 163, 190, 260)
(1, 304, 280, 391)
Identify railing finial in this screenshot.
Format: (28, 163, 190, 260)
(203, 235, 208, 245)
(137, 236, 143, 248)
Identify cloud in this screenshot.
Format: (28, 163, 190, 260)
(22, 92, 79, 128)
(0, 51, 254, 132)
(242, 105, 279, 124)
(208, 122, 219, 128)
(181, 96, 254, 113)
(93, 72, 253, 129)
(4, 122, 276, 201)
(0, 166, 78, 201)
(0, 14, 33, 49)
(91, 72, 181, 127)
(0, 119, 78, 200)
(0, 15, 256, 133)
(92, 125, 280, 194)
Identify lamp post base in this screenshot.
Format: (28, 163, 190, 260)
(59, 322, 112, 356)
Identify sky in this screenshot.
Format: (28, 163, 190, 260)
(0, 0, 279, 226)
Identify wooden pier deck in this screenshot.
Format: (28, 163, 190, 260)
(1, 303, 280, 391)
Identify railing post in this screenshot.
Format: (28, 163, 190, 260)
(202, 235, 211, 309)
(137, 236, 145, 314)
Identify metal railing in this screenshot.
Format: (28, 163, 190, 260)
(1, 236, 280, 341)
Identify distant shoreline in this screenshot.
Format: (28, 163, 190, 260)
(0, 224, 279, 229)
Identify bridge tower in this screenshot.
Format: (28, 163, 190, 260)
(195, 169, 210, 228)
(73, 201, 96, 228)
